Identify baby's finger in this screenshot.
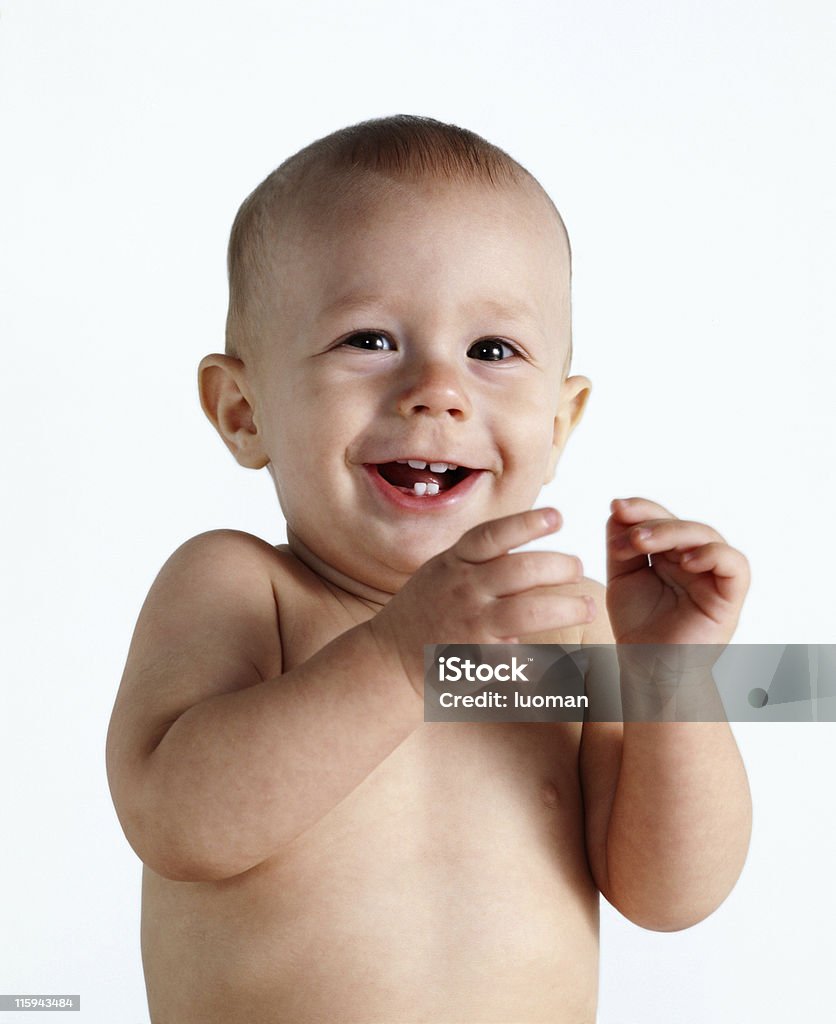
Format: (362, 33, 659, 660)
(481, 550, 584, 597)
(606, 500, 678, 573)
(609, 497, 677, 524)
(680, 542, 751, 603)
(456, 508, 561, 564)
(489, 591, 594, 641)
(620, 519, 725, 560)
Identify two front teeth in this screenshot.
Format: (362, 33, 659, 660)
(395, 458, 459, 497)
(412, 482, 439, 496)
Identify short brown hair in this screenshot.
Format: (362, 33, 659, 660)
(225, 114, 571, 370)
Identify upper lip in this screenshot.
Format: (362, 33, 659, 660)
(364, 456, 483, 470)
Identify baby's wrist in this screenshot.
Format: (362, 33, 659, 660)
(616, 644, 726, 722)
(364, 614, 424, 698)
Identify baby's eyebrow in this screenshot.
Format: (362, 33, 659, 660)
(466, 296, 540, 323)
(317, 293, 398, 320)
(318, 291, 540, 325)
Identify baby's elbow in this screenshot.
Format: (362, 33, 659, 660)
(607, 890, 725, 933)
(127, 815, 255, 883)
(142, 846, 241, 884)
(109, 776, 250, 883)
(150, 804, 271, 882)
(629, 908, 715, 933)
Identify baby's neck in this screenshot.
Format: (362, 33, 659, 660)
(286, 528, 393, 612)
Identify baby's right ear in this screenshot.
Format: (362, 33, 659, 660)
(197, 354, 269, 469)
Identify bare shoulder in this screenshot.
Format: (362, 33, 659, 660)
(106, 529, 285, 797)
(126, 527, 287, 693)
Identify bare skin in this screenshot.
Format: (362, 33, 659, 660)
(135, 540, 599, 1023)
(108, 504, 751, 1023)
(107, 177, 752, 1022)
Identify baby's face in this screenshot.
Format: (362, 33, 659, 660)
(245, 177, 587, 593)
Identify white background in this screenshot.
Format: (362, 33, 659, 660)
(2, 1, 834, 1020)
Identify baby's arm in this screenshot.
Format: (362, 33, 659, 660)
(105, 529, 419, 882)
(579, 497, 752, 931)
(106, 510, 589, 883)
(579, 589, 751, 931)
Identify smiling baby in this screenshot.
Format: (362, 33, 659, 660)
(106, 114, 752, 1024)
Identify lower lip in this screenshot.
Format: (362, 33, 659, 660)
(362, 465, 486, 511)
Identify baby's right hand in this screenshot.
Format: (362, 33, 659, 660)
(369, 507, 594, 697)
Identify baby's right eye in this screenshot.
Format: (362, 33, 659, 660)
(341, 331, 394, 352)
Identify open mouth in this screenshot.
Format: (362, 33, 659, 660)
(371, 459, 475, 497)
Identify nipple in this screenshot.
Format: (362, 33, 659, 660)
(541, 782, 560, 809)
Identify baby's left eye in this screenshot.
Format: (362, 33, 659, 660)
(467, 338, 519, 361)
(342, 331, 394, 352)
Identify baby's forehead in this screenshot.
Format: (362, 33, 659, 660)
(290, 171, 563, 244)
(274, 174, 570, 303)
(293, 191, 558, 310)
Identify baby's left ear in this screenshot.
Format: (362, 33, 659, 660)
(544, 375, 591, 483)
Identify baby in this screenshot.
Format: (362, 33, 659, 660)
(106, 114, 752, 1023)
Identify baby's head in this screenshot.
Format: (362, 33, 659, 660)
(199, 114, 590, 595)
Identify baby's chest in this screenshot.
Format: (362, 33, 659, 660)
(270, 563, 589, 879)
(271, 719, 588, 904)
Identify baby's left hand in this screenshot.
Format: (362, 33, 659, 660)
(606, 497, 750, 646)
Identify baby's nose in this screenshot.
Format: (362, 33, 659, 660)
(394, 357, 472, 420)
